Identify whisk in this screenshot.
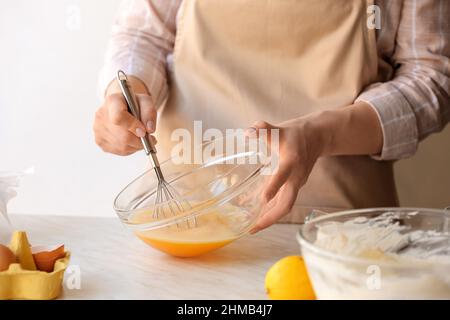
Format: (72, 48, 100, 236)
(117, 70, 195, 227)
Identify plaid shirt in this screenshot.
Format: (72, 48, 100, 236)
(100, 0, 450, 160)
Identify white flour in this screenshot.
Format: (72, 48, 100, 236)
(306, 211, 450, 299)
(315, 211, 450, 264)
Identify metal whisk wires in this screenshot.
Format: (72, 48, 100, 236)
(117, 70, 196, 228)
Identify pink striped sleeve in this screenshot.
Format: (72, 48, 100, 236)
(357, 0, 450, 160)
(99, 0, 181, 107)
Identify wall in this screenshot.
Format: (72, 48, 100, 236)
(0, 0, 146, 217)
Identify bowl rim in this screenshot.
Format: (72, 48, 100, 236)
(113, 134, 269, 231)
(297, 207, 450, 269)
(119, 165, 263, 232)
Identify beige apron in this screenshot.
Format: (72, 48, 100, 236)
(158, 0, 399, 222)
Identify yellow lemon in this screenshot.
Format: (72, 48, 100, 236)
(265, 255, 316, 300)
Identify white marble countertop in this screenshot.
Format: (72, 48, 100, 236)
(1, 215, 300, 300)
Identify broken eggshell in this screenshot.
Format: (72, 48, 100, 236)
(0, 244, 16, 271)
(31, 244, 65, 273)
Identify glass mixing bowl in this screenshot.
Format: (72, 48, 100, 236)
(114, 134, 272, 257)
(297, 208, 450, 299)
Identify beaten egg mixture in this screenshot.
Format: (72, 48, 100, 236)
(130, 202, 249, 257)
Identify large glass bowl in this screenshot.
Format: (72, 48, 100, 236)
(114, 134, 272, 257)
(297, 208, 450, 299)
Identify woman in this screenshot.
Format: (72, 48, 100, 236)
(94, 0, 450, 232)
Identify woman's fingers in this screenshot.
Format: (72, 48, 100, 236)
(246, 120, 286, 202)
(107, 125, 157, 155)
(245, 120, 278, 143)
(251, 179, 301, 233)
(107, 93, 147, 138)
(137, 94, 157, 133)
(96, 130, 140, 155)
(241, 118, 321, 231)
(251, 122, 302, 203)
(261, 158, 293, 203)
(115, 128, 144, 150)
(95, 123, 138, 155)
(94, 98, 158, 156)
(94, 86, 158, 157)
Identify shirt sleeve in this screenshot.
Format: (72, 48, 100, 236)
(356, 0, 450, 160)
(98, 0, 181, 108)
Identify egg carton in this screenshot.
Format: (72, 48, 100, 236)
(0, 231, 70, 300)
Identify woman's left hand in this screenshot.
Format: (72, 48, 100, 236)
(246, 102, 384, 233)
(246, 116, 327, 233)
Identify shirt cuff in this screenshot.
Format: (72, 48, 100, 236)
(356, 83, 419, 161)
(98, 59, 168, 109)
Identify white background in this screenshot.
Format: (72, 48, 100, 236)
(1, 0, 449, 219)
(0, 0, 147, 217)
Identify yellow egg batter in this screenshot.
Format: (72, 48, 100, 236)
(131, 202, 248, 257)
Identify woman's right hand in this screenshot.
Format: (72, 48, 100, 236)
(93, 77, 157, 156)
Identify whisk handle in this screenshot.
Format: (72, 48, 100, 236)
(117, 70, 157, 158)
